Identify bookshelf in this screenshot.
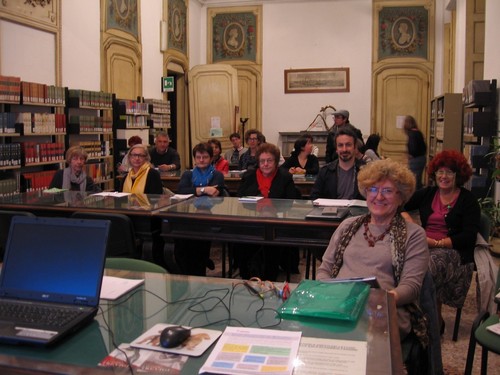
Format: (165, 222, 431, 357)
(113, 98, 151, 185)
(66, 89, 115, 191)
(428, 93, 463, 161)
(0, 75, 66, 193)
(462, 79, 498, 199)
(144, 98, 171, 144)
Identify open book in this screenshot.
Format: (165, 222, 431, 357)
(313, 198, 367, 207)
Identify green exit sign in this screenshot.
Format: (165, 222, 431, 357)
(162, 76, 174, 92)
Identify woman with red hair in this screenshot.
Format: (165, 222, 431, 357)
(404, 150, 480, 334)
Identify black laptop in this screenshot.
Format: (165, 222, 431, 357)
(0, 215, 110, 346)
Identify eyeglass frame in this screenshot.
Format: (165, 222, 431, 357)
(435, 170, 456, 177)
(365, 186, 398, 198)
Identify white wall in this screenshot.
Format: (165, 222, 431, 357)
(141, 0, 164, 99)
(189, 0, 203, 67)
(263, 0, 372, 146)
(0, 20, 56, 84)
(61, 0, 101, 90)
(454, 0, 467, 93)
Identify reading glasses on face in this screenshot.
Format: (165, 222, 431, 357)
(366, 186, 397, 198)
(130, 153, 147, 159)
(435, 170, 455, 177)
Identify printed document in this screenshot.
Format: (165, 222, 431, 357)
(199, 326, 301, 375)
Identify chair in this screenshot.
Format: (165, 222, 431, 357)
(464, 267, 500, 375)
(105, 257, 168, 273)
(0, 210, 35, 261)
(453, 212, 491, 341)
(71, 212, 141, 259)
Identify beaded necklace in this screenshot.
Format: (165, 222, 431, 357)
(362, 215, 391, 247)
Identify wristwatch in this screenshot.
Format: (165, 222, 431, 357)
(200, 187, 205, 195)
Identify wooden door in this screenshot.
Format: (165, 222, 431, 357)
(188, 64, 239, 154)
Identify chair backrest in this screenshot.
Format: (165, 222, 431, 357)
(479, 212, 491, 242)
(71, 211, 140, 258)
(105, 258, 167, 273)
(0, 210, 35, 260)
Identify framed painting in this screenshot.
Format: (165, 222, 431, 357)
(207, 6, 262, 64)
(377, 6, 429, 60)
(284, 68, 350, 94)
(167, 0, 187, 55)
(105, 0, 139, 41)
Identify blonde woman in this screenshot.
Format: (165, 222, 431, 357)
(121, 144, 163, 194)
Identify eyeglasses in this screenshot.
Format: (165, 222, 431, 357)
(259, 158, 275, 165)
(366, 186, 397, 198)
(248, 137, 259, 142)
(130, 153, 147, 159)
(435, 170, 455, 177)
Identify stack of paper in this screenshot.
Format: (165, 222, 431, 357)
(313, 199, 367, 207)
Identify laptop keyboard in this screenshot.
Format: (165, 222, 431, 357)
(0, 302, 84, 327)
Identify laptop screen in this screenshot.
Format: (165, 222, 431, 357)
(0, 216, 110, 306)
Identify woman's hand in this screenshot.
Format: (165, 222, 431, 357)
(198, 186, 220, 197)
(288, 167, 296, 174)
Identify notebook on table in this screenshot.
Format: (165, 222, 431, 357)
(0, 215, 110, 346)
(305, 206, 350, 221)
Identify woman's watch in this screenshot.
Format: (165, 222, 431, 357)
(200, 187, 205, 195)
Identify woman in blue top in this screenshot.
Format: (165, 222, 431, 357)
(175, 143, 225, 276)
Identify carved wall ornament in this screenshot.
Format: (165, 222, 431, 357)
(212, 11, 257, 63)
(106, 0, 139, 40)
(24, 0, 51, 6)
(167, 0, 187, 54)
(378, 6, 428, 60)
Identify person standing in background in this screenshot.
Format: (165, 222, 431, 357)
(403, 115, 427, 189)
(150, 132, 181, 172)
(224, 132, 247, 169)
(325, 109, 364, 163)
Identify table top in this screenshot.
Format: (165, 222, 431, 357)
(0, 270, 403, 374)
(0, 191, 177, 215)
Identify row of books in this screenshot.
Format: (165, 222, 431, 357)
(0, 144, 22, 167)
(118, 114, 149, 127)
(0, 112, 18, 134)
(16, 112, 66, 134)
(0, 178, 18, 196)
(21, 81, 66, 106)
(78, 140, 111, 158)
(68, 115, 113, 133)
(0, 75, 21, 102)
(21, 142, 65, 165)
(144, 98, 171, 114)
(150, 113, 171, 128)
(84, 162, 112, 182)
(22, 170, 56, 191)
(119, 100, 150, 115)
(462, 80, 493, 105)
(68, 89, 113, 109)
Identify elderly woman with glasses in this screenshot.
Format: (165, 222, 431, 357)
(317, 159, 429, 343)
(121, 144, 163, 194)
(404, 149, 480, 334)
(49, 145, 100, 193)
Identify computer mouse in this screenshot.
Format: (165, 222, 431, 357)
(159, 326, 191, 348)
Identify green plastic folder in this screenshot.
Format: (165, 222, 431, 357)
(278, 280, 370, 322)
